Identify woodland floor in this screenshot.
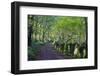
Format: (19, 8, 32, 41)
(36, 43, 73, 60)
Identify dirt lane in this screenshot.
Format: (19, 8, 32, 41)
(36, 43, 65, 60)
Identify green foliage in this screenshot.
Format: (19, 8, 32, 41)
(28, 47, 37, 60)
(51, 16, 86, 44)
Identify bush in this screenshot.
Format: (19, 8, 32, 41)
(28, 47, 37, 60)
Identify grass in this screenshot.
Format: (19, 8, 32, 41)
(28, 41, 45, 60)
